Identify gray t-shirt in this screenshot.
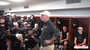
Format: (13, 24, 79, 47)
(40, 20, 60, 47)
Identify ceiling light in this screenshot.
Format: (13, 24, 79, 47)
(0, 1, 10, 5)
(9, 0, 25, 2)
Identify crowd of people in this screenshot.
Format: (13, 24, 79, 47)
(0, 11, 89, 50)
(0, 13, 43, 50)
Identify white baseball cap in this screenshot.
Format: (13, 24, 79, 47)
(21, 15, 24, 18)
(27, 15, 31, 18)
(34, 23, 38, 27)
(78, 27, 83, 30)
(12, 14, 15, 16)
(24, 22, 28, 25)
(40, 11, 51, 17)
(28, 24, 30, 26)
(13, 22, 18, 25)
(7, 13, 11, 15)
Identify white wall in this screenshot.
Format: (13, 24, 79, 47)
(11, 9, 90, 17)
(4, 0, 90, 12)
(4, 0, 90, 17)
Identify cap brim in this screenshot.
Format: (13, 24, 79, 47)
(40, 12, 45, 15)
(24, 23, 28, 25)
(40, 12, 50, 17)
(21, 17, 24, 18)
(27, 16, 31, 18)
(28, 24, 30, 26)
(78, 29, 83, 30)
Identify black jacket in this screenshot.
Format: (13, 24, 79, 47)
(24, 34, 37, 48)
(17, 20, 25, 28)
(25, 20, 34, 28)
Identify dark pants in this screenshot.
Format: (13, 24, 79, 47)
(11, 47, 24, 50)
(69, 43, 88, 50)
(87, 44, 90, 50)
(26, 47, 33, 50)
(0, 40, 7, 50)
(0, 45, 7, 50)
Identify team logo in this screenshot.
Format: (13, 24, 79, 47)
(74, 43, 89, 49)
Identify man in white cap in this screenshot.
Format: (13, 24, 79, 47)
(26, 15, 31, 20)
(20, 22, 29, 39)
(7, 13, 11, 16)
(17, 15, 25, 28)
(10, 22, 22, 34)
(69, 27, 88, 50)
(33, 24, 41, 48)
(11, 14, 17, 22)
(33, 24, 41, 40)
(9, 14, 17, 31)
(7, 13, 11, 19)
(39, 11, 60, 50)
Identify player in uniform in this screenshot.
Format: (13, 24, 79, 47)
(18, 15, 25, 28)
(0, 15, 10, 50)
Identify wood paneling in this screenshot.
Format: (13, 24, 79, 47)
(88, 18, 90, 44)
(56, 17, 70, 31)
(18, 16, 90, 44)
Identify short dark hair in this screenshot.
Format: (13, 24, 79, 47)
(14, 15, 17, 17)
(31, 15, 35, 18)
(63, 25, 67, 28)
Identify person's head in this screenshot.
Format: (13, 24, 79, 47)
(78, 27, 83, 33)
(63, 25, 67, 31)
(11, 14, 16, 18)
(13, 22, 19, 29)
(24, 22, 28, 28)
(34, 23, 39, 30)
(40, 11, 51, 22)
(28, 29, 33, 35)
(27, 15, 31, 20)
(7, 13, 11, 16)
(21, 15, 24, 21)
(31, 15, 35, 19)
(28, 17, 31, 20)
